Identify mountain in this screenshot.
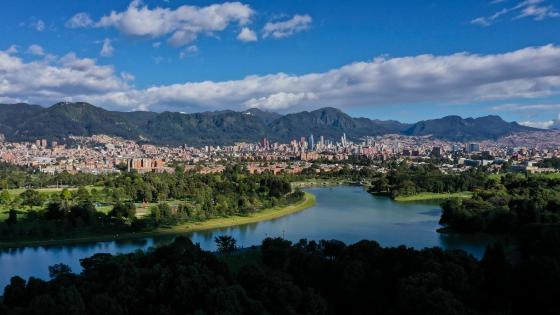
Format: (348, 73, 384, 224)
(0, 102, 542, 145)
(268, 107, 409, 141)
(142, 110, 268, 146)
(404, 115, 537, 141)
(241, 108, 282, 124)
(0, 102, 141, 141)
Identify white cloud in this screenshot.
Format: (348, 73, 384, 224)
(0, 51, 129, 105)
(519, 114, 560, 129)
(472, 0, 559, 26)
(519, 120, 555, 128)
(152, 41, 161, 48)
(22, 18, 46, 32)
(100, 38, 114, 57)
(73, 1, 254, 47)
(245, 92, 317, 109)
(263, 14, 312, 39)
(3, 45, 560, 113)
(237, 27, 257, 42)
(65, 12, 94, 28)
(491, 103, 560, 111)
(515, 2, 560, 20)
(27, 44, 45, 56)
(120, 72, 135, 81)
(179, 45, 198, 59)
(34, 19, 45, 32)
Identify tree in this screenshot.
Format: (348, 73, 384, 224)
(60, 188, 72, 202)
(115, 162, 128, 172)
(109, 202, 136, 219)
(3, 276, 26, 307)
(45, 202, 67, 220)
(48, 263, 72, 279)
(20, 189, 43, 208)
(0, 189, 11, 205)
(372, 176, 389, 192)
(5, 209, 17, 224)
(75, 186, 91, 202)
(69, 202, 96, 225)
(215, 235, 237, 254)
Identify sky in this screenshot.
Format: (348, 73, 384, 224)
(1, 0, 560, 127)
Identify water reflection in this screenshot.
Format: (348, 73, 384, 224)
(0, 186, 496, 289)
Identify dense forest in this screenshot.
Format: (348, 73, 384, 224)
(0, 165, 303, 241)
(368, 163, 489, 198)
(440, 174, 560, 233)
(2, 225, 560, 314)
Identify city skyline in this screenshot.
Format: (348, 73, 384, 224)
(0, 0, 560, 126)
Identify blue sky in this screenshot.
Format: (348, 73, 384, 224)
(1, 0, 560, 126)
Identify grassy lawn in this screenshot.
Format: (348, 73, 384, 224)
(532, 172, 560, 179)
(5, 185, 100, 197)
(394, 191, 473, 202)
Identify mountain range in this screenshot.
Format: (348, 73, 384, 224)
(0, 102, 539, 145)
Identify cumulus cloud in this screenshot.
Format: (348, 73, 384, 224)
(69, 1, 254, 46)
(519, 120, 555, 128)
(3, 44, 560, 113)
(100, 38, 114, 57)
(263, 14, 312, 39)
(26, 44, 45, 56)
(0, 50, 129, 105)
(245, 92, 317, 109)
(472, 0, 559, 26)
(65, 12, 94, 28)
(237, 27, 257, 42)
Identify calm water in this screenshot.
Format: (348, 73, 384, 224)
(0, 186, 495, 289)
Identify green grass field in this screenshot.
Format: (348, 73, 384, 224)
(4, 185, 100, 197)
(394, 191, 473, 202)
(532, 172, 560, 179)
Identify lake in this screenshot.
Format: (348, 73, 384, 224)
(0, 185, 495, 289)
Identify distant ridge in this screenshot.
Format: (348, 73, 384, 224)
(403, 115, 535, 141)
(0, 102, 540, 145)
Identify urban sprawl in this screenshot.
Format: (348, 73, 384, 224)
(1, 130, 560, 176)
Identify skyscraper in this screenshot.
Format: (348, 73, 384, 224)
(467, 143, 480, 153)
(308, 134, 315, 151)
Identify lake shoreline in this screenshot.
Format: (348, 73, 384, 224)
(0, 192, 316, 249)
